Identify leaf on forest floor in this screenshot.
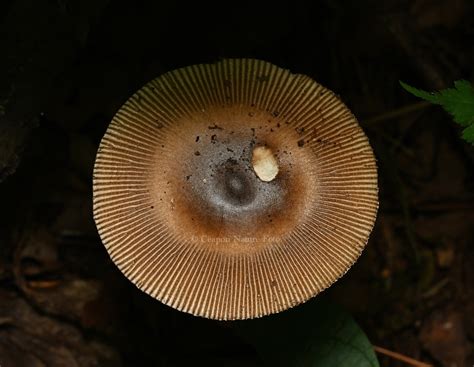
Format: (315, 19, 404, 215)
(234, 298, 379, 367)
(400, 80, 474, 144)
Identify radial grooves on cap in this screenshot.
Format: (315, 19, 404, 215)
(93, 59, 378, 320)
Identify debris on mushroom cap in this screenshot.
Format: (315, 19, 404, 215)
(93, 59, 379, 320)
(252, 146, 279, 182)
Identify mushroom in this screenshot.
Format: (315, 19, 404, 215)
(93, 59, 378, 320)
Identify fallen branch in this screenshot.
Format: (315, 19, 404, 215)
(374, 345, 433, 367)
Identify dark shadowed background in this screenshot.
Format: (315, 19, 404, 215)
(1, 0, 474, 366)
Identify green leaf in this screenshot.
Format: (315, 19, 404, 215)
(234, 298, 379, 367)
(462, 123, 474, 144)
(399, 81, 441, 104)
(400, 80, 474, 145)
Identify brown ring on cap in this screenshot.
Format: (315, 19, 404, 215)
(93, 59, 378, 320)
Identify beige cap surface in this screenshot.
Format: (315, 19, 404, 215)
(93, 59, 378, 320)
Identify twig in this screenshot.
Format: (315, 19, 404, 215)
(377, 131, 415, 158)
(386, 15, 447, 90)
(364, 101, 431, 125)
(0, 317, 14, 326)
(421, 277, 450, 299)
(381, 198, 474, 213)
(374, 345, 433, 367)
(378, 147, 420, 263)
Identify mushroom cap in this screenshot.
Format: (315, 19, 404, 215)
(93, 59, 378, 320)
